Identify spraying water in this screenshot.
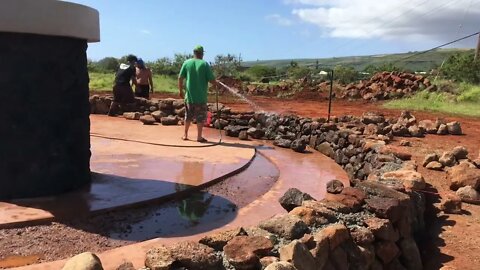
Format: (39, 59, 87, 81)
(218, 81, 264, 112)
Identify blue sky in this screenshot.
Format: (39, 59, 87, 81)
(68, 0, 480, 62)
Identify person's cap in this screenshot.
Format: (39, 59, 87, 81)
(193, 45, 205, 53)
(137, 58, 144, 65)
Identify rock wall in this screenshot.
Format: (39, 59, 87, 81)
(85, 97, 441, 269)
(0, 32, 91, 199)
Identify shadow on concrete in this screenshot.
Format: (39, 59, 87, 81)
(417, 184, 455, 270)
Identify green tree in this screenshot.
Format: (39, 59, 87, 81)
(246, 65, 277, 81)
(173, 53, 194, 73)
(96, 57, 119, 72)
(150, 57, 175, 76)
(441, 52, 480, 84)
(333, 65, 359, 84)
(213, 54, 242, 77)
(287, 66, 311, 80)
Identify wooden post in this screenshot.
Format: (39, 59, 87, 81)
(327, 70, 334, 122)
(475, 33, 480, 62)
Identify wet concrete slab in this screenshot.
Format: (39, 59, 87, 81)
(13, 135, 349, 270)
(0, 115, 255, 228)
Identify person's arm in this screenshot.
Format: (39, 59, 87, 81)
(148, 69, 154, 93)
(178, 77, 185, 98)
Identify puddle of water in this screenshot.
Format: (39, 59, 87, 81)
(106, 154, 279, 241)
(0, 255, 41, 268)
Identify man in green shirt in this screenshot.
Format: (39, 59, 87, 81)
(178, 45, 218, 142)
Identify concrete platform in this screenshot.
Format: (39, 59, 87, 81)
(0, 115, 255, 228)
(7, 115, 350, 270)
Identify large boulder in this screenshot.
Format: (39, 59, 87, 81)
(62, 252, 103, 270)
(140, 115, 156, 125)
(456, 186, 480, 204)
(160, 116, 179, 126)
(418, 120, 438, 134)
(447, 163, 480, 190)
(279, 240, 316, 270)
(439, 151, 457, 167)
(452, 146, 469, 160)
(381, 170, 426, 190)
(199, 228, 246, 251)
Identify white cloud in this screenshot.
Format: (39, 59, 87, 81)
(288, 0, 480, 43)
(265, 14, 294, 26)
(140, 29, 152, 35)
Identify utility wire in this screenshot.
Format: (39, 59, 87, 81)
(397, 31, 480, 62)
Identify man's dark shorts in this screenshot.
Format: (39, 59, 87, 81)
(135, 85, 150, 99)
(185, 103, 208, 123)
(113, 84, 135, 103)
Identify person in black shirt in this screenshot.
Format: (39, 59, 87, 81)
(108, 54, 138, 116)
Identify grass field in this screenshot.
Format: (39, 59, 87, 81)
(89, 72, 178, 93)
(384, 83, 480, 117)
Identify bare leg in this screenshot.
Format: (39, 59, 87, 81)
(183, 120, 191, 140)
(197, 122, 204, 141)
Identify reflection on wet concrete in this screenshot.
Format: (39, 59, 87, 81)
(104, 154, 278, 241)
(108, 191, 237, 240)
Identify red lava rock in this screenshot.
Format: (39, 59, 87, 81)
(440, 193, 463, 214)
(325, 193, 362, 212)
(447, 163, 480, 191)
(375, 241, 400, 264)
(365, 197, 402, 222)
(341, 187, 366, 203)
(314, 224, 350, 250)
(364, 217, 399, 242)
(379, 145, 412, 160)
(289, 207, 328, 226)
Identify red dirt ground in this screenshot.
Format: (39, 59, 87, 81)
(223, 96, 480, 270)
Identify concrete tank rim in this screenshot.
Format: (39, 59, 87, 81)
(0, 0, 100, 42)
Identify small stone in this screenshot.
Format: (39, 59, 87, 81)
(259, 214, 309, 240)
(422, 153, 439, 167)
(437, 124, 448, 135)
(160, 116, 179, 126)
(439, 151, 457, 167)
(291, 139, 307, 153)
(62, 252, 103, 270)
(238, 130, 248, 140)
(278, 188, 315, 212)
(115, 261, 135, 270)
(273, 138, 292, 148)
(140, 115, 156, 125)
(440, 193, 463, 214)
(452, 146, 469, 160)
(326, 179, 344, 194)
(259, 257, 280, 269)
(447, 121, 462, 135)
(456, 186, 480, 204)
(123, 112, 141, 120)
(399, 140, 411, 147)
(426, 161, 443, 171)
(264, 262, 297, 270)
(199, 228, 246, 250)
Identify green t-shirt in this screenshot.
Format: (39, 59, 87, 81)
(179, 58, 215, 104)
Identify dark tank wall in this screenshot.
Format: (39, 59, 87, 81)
(0, 32, 91, 199)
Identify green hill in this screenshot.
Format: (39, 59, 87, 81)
(243, 48, 474, 72)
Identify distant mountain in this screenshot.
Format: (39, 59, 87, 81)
(242, 48, 474, 72)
